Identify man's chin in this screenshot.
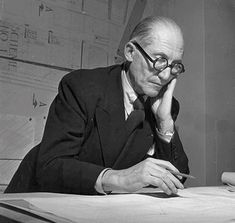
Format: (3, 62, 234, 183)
(144, 90, 160, 98)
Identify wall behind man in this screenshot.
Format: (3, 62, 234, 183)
(205, 0, 235, 185)
(153, 0, 235, 187)
(153, 0, 206, 187)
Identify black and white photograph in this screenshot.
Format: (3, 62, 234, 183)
(0, 0, 235, 222)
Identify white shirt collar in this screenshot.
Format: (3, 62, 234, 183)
(121, 69, 138, 119)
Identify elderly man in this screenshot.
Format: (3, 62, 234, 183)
(5, 16, 189, 195)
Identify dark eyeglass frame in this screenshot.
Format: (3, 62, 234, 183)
(132, 41, 185, 76)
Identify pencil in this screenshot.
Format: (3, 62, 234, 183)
(169, 170, 196, 179)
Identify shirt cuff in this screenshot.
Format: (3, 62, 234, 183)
(156, 128, 174, 143)
(94, 168, 112, 195)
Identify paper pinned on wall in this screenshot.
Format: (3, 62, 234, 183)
(0, 18, 81, 73)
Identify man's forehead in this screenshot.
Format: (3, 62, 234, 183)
(151, 24, 184, 45)
(148, 25, 184, 58)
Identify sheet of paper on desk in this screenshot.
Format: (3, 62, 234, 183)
(221, 172, 235, 191)
(0, 198, 74, 223)
(20, 187, 235, 223)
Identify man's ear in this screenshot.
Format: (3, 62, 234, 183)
(124, 42, 135, 62)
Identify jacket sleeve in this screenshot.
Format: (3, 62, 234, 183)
(36, 73, 105, 195)
(154, 97, 189, 183)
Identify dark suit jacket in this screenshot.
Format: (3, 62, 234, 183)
(5, 64, 189, 195)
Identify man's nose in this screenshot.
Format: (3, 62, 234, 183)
(157, 67, 171, 80)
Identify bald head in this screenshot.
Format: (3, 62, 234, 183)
(130, 16, 184, 50)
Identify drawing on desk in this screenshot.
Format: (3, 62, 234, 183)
(0, 199, 73, 223)
(1, 187, 234, 223)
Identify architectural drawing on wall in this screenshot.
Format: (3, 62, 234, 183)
(1, 0, 83, 25)
(0, 19, 77, 93)
(33, 93, 47, 109)
(37, 0, 83, 14)
(38, 2, 53, 16)
(0, 7, 82, 69)
(0, 62, 68, 92)
(0, 81, 55, 116)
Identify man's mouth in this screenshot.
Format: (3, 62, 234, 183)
(150, 82, 162, 88)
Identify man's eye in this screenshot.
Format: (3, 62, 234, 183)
(153, 55, 163, 60)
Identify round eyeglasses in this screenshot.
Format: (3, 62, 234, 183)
(132, 41, 185, 76)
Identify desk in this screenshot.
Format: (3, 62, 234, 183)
(0, 186, 235, 223)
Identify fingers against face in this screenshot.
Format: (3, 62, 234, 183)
(165, 77, 177, 96)
(157, 77, 177, 110)
(150, 77, 177, 119)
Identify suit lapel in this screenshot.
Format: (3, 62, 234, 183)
(95, 67, 156, 168)
(113, 100, 155, 169)
(95, 65, 126, 167)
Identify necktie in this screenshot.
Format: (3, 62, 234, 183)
(133, 96, 145, 111)
(126, 96, 146, 124)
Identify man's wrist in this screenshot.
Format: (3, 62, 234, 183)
(157, 118, 174, 134)
(156, 118, 174, 143)
(95, 168, 112, 194)
(101, 169, 123, 193)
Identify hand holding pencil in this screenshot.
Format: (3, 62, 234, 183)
(168, 170, 195, 179)
(102, 158, 193, 195)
